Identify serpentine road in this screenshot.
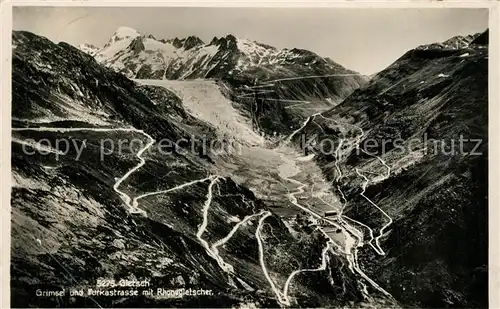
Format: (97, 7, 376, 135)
(13, 78, 396, 307)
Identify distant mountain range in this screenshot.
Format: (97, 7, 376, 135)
(79, 26, 363, 81)
(416, 33, 482, 50)
(79, 26, 369, 136)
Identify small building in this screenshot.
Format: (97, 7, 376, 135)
(323, 210, 338, 218)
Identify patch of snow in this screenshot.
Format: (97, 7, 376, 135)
(437, 73, 450, 78)
(226, 215, 241, 223)
(42, 165, 59, 170)
(281, 219, 299, 237)
(296, 154, 315, 162)
(459, 53, 470, 58)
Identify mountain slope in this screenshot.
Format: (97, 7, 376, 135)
(290, 30, 488, 308)
(12, 30, 369, 308)
(86, 27, 364, 84)
(416, 33, 481, 50)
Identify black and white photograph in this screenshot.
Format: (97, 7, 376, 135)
(6, 3, 492, 308)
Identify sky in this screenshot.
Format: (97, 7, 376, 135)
(13, 7, 488, 74)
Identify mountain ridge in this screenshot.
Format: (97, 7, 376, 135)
(287, 28, 489, 308)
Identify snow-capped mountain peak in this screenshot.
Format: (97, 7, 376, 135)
(110, 26, 141, 42)
(92, 27, 144, 65)
(79, 27, 362, 82)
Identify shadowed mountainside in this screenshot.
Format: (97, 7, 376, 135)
(291, 29, 488, 308)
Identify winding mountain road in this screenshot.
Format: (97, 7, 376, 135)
(12, 127, 154, 215)
(13, 79, 396, 307)
(12, 126, 263, 280)
(276, 111, 397, 301)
